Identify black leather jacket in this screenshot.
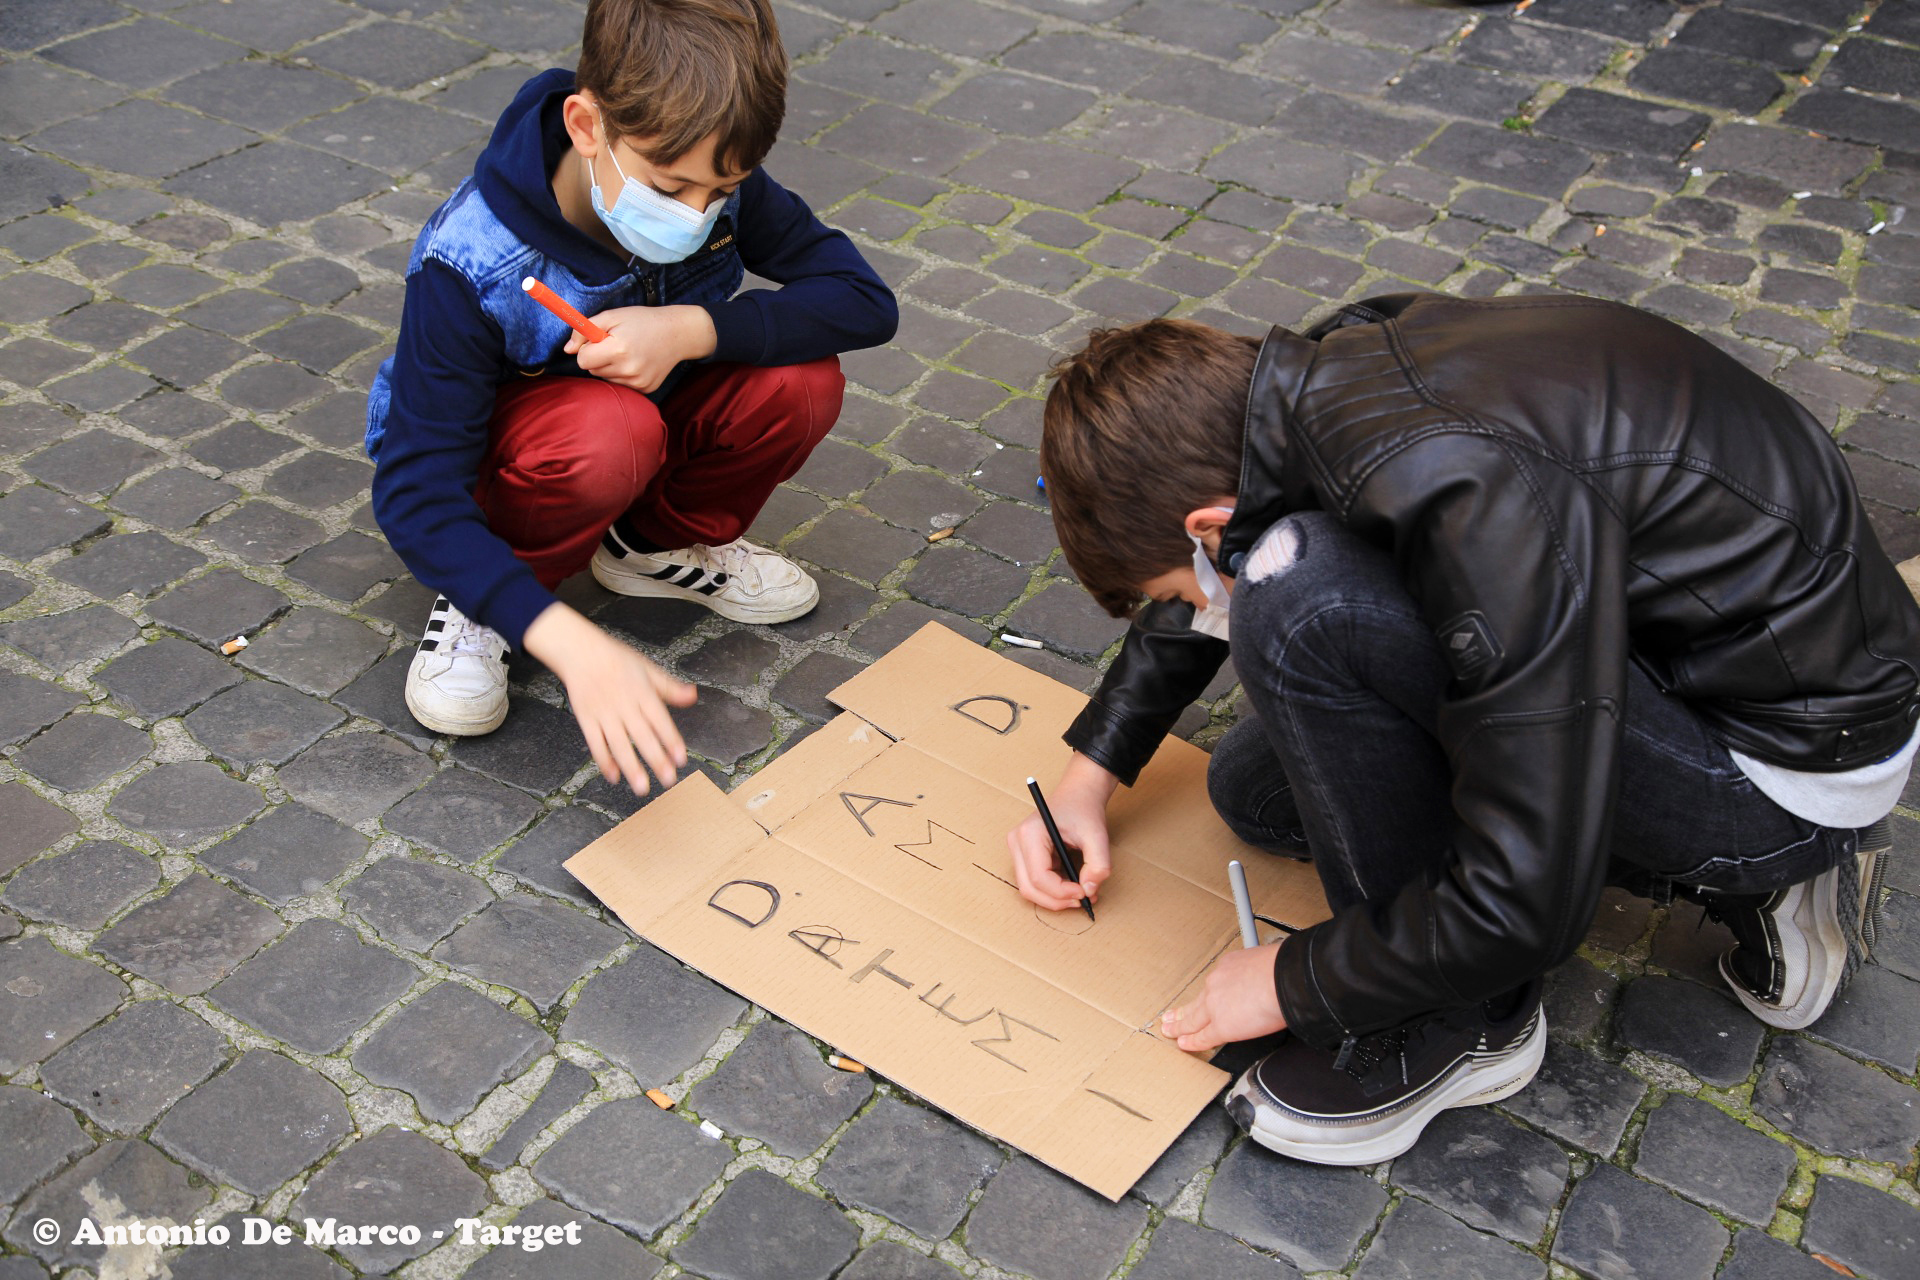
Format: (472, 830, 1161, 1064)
(1064, 293, 1920, 1048)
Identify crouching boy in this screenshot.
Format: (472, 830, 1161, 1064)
(366, 0, 896, 790)
(1009, 296, 1920, 1165)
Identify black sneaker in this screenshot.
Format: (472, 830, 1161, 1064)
(1699, 818, 1892, 1030)
(1223, 982, 1545, 1166)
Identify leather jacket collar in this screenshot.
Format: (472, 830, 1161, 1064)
(1216, 325, 1316, 577)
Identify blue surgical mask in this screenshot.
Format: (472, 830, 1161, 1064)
(585, 118, 726, 264)
(1187, 507, 1235, 640)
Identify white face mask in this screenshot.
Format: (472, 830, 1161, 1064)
(585, 114, 726, 263)
(1187, 507, 1235, 641)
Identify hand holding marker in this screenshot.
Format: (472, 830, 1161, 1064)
(1026, 777, 1096, 923)
(522, 276, 608, 343)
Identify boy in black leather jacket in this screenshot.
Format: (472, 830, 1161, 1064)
(1008, 297, 1920, 1165)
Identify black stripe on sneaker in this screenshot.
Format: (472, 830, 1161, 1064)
(643, 563, 683, 581)
(668, 565, 709, 588)
(601, 530, 627, 559)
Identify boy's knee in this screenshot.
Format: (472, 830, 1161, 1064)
(777, 356, 844, 437)
(507, 380, 660, 512)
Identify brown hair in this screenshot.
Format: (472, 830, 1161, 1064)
(1042, 319, 1259, 617)
(577, 0, 786, 176)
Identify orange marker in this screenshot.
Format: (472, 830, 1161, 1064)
(521, 276, 608, 343)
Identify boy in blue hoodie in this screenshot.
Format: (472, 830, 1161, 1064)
(366, 0, 897, 793)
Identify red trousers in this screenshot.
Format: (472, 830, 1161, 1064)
(474, 359, 843, 589)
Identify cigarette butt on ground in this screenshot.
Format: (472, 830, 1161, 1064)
(827, 1055, 866, 1073)
(644, 1088, 674, 1110)
(1001, 634, 1043, 650)
(220, 636, 248, 655)
(698, 1120, 725, 1140)
(521, 276, 609, 343)
(927, 528, 954, 542)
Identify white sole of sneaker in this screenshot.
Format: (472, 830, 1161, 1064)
(1719, 871, 1847, 1031)
(590, 554, 820, 625)
(404, 666, 509, 737)
(1228, 1011, 1547, 1167)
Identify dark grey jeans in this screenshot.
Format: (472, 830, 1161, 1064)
(1207, 513, 1857, 916)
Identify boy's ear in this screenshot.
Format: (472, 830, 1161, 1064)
(1182, 504, 1235, 540)
(561, 94, 603, 157)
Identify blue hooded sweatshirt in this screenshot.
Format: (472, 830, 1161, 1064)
(366, 68, 898, 649)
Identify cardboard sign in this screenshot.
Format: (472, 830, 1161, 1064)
(566, 623, 1330, 1199)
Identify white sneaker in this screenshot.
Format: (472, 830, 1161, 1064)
(404, 596, 510, 736)
(590, 527, 818, 624)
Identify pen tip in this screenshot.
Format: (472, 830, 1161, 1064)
(1025, 776, 1037, 785)
(521, 276, 535, 291)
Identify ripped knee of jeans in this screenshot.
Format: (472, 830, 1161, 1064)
(1241, 520, 1304, 584)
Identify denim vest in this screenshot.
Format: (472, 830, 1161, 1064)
(364, 177, 745, 456)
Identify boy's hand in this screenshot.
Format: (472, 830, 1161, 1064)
(1162, 943, 1287, 1051)
(521, 602, 696, 794)
(1006, 753, 1120, 911)
(565, 304, 717, 393)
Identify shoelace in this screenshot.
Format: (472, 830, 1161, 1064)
(1333, 1027, 1410, 1081)
(698, 540, 759, 589)
(443, 613, 503, 659)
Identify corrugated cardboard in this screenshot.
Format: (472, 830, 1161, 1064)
(565, 623, 1330, 1200)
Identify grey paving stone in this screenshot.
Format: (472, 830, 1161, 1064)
(969, 1156, 1153, 1280)
(1806, 965, 1920, 1072)
(1542, 953, 1621, 1042)
(260, 449, 373, 509)
(1551, 1163, 1729, 1280)
(1006, 582, 1130, 658)
(851, 599, 988, 659)
(147, 568, 289, 649)
(264, 257, 363, 306)
(150, 1048, 351, 1195)
(466, 1196, 663, 1280)
(2, 839, 155, 930)
(211, 918, 416, 1053)
(279, 731, 434, 824)
(291, 1127, 488, 1273)
(227, 606, 386, 699)
(13, 713, 150, 792)
(32, 98, 253, 180)
(118, 389, 228, 438)
(672, 1167, 858, 1280)
(1126, 1215, 1300, 1280)
(1131, 1104, 1235, 1206)
(1881, 889, 1920, 982)
(0, 782, 78, 878)
(1389, 1106, 1568, 1244)
(109, 468, 237, 529)
(561, 943, 746, 1083)
(816, 1093, 1001, 1237)
(839, 1242, 962, 1280)
(1633, 1093, 1796, 1225)
(673, 688, 777, 766)
(91, 871, 279, 997)
(0, 1083, 92, 1205)
(535, 1095, 731, 1236)
(1719, 1228, 1848, 1280)
(96, 637, 241, 719)
(385, 767, 542, 863)
(354, 980, 551, 1124)
(1418, 121, 1592, 198)
(126, 325, 252, 388)
(1753, 1035, 1920, 1164)
(23, 428, 158, 496)
(1353, 1196, 1540, 1280)
(107, 761, 264, 846)
(166, 140, 389, 225)
(433, 895, 622, 1010)
(0, 935, 126, 1073)
(199, 802, 368, 905)
(341, 856, 493, 951)
(792, 507, 922, 586)
(53, 530, 206, 599)
(285, 530, 403, 602)
(494, 806, 612, 907)
(1499, 1038, 1643, 1154)
(772, 651, 866, 725)
(1695, 123, 1874, 197)
(3, 1139, 209, 1270)
(184, 679, 345, 769)
(0, 484, 110, 560)
(43, 16, 238, 87)
(1801, 1173, 1920, 1280)
(681, 628, 781, 688)
(1648, 897, 1735, 985)
(45, 300, 164, 350)
(302, 19, 483, 89)
(1615, 973, 1764, 1085)
(448, 694, 585, 793)
(166, 1216, 351, 1280)
(479, 1060, 596, 1173)
(686, 1019, 871, 1158)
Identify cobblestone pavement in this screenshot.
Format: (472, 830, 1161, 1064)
(3, 0, 1920, 1277)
